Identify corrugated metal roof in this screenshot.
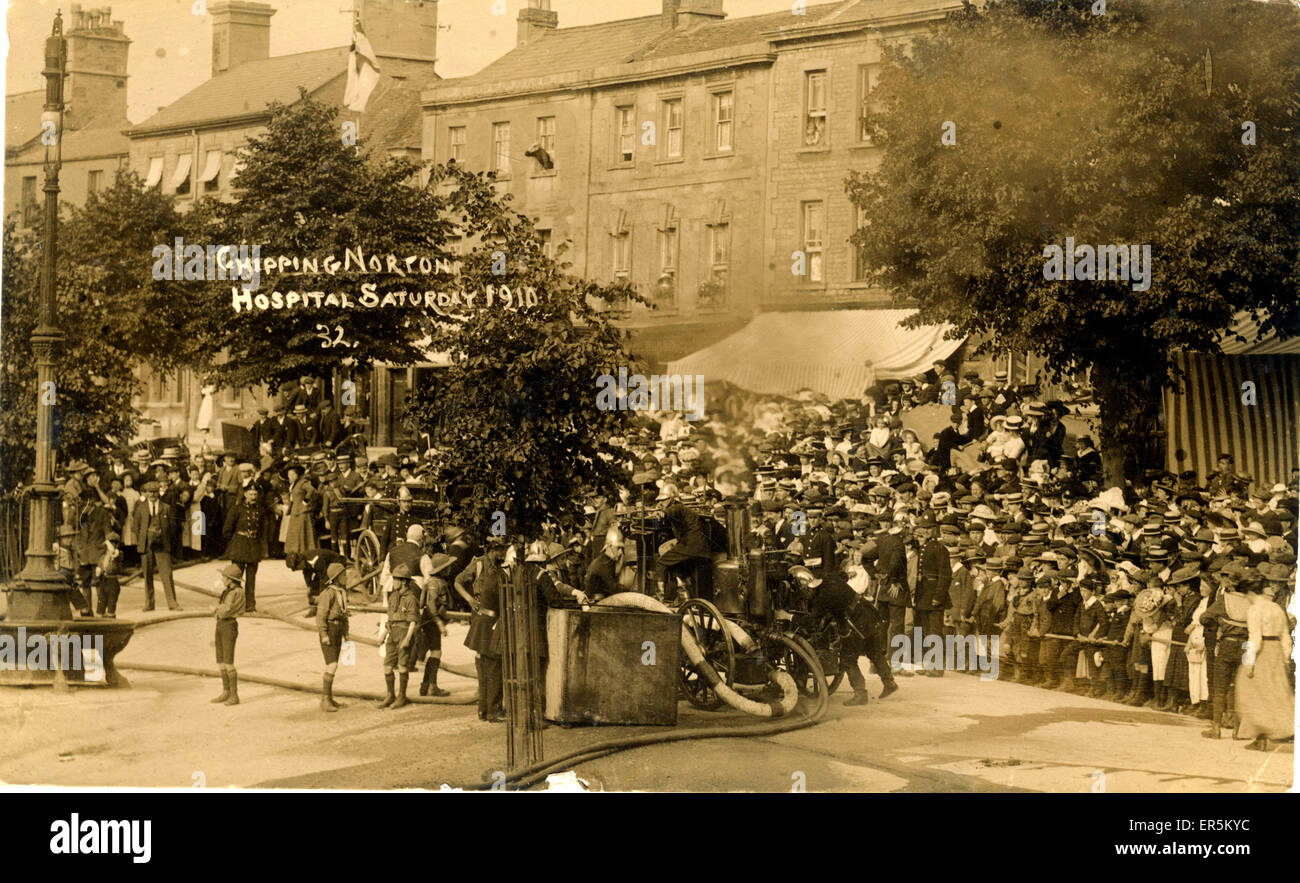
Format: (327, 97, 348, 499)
(129, 47, 352, 133)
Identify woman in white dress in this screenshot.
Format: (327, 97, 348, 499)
(1236, 580, 1295, 750)
(1183, 578, 1213, 717)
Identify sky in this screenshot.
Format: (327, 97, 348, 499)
(3, 0, 804, 124)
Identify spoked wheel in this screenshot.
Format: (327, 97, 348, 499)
(678, 598, 735, 710)
(764, 632, 832, 703)
(353, 529, 383, 603)
(793, 633, 843, 697)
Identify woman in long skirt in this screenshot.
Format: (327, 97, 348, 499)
(1184, 579, 1213, 718)
(283, 465, 317, 568)
(1235, 580, 1295, 750)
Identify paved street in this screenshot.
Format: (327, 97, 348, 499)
(0, 558, 1290, 793)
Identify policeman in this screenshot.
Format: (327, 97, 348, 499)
(379, 562, 422, 709)
(316, 561, 350, 713)
(787, 565, 899, 706)
(379, 485, 420, 560)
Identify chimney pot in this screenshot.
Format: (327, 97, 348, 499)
(209, 1, 276, 77)
(517, 0, 557, 47)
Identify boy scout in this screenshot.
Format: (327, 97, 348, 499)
(379, 562, 421, 709)
(212, 563, 246, 706)
(317, 562, 350, 713)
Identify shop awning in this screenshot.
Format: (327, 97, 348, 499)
(169, 153, 192, 192)
(666, 309, 964, 401)
(1216, 311, 1300, 355)
(144, 156, 164, 188)
(198, 149, 222, 184)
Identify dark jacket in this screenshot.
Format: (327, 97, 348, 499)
(464, 559, 504, 657)
(1072, 596, 1109, 639)
(664, 501, 711, 559)
(222, 498, 270, 563)
(132, 498, 175, 554)
(915, 539, 952, 610)
(1047, 585, 1082, 636)
(869, 532, 909, 606)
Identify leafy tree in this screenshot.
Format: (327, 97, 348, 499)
(848, 0, 1300, 485)
(1, 219, 141, 492)
(193, 90, 458, 395)
(405, 163, 640, 538)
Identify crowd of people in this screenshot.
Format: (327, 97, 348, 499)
(38, 364, 1299, 750)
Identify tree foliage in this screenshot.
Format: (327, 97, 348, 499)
(1, 219, 141, 492)
(193, 90, 458, 394)
(406, 163, 639, 538)
(847, 0, 1300, 484)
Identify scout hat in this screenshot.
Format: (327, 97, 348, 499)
(391, 562, 414, 579)
(220, 563, 244, 582)
(326, 562, 346, 583)
(428, 553, 457, 575)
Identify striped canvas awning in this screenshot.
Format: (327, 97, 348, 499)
(665, 309, 964, 401)
(1164, 352, 1300, 489)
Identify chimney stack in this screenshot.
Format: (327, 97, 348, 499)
(517, 0, 558, 47)
(674, 0, 726, 28)
(210, 1, 275, 76)
(65, 4, 131, 125)
(358, 0, 439, 65)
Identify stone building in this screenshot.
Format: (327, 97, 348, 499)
(123, 0, 439, 445)
(420, 0, 961, 370)
(4, 5, 132, 228)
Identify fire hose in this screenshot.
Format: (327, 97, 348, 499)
(597, 593, 798, 718)
(447, 593, 832, 791)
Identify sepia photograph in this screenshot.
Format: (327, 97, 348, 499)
(0, 0, 1296, 855)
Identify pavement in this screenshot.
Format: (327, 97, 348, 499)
(0, 557, 1293, 792)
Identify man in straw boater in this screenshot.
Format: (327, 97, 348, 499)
(316, 562, 351, 713)
(211, 563, 247, 706)
(786, 565, 899, 706)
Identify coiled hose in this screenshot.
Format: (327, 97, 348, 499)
(446, 593, 831, 790)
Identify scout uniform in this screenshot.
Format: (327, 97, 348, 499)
(379, 563, 421, 709)
(212, 563, 246, 706)
(316, 562, 350, 712)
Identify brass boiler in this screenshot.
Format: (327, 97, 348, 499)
(710, 503, 770, 619)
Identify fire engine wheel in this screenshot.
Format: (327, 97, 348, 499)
(354, 529, 383, 602)
(678, 598, 735, 710)
(767, 633, 835, 700)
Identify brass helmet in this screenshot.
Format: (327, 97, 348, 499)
(524, 540, 548, 563)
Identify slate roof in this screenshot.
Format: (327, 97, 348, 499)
(128, 46, 352, 134)
(6, 90, 47, 154)
(439, 1, 887, 93)
(6, 119, 132, 165)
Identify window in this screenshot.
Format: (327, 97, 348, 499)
(656, 227, 678, 309)
(857, 64, 880, 143)
(87, 169, 104, 195)
(492, 122, 511, 176)
(199, 149, 222, 193)
(537, 116, 555, 155)
(702, 223, 730, 308)
(613, 231, 631, 281)
(21, 176, 38, 226)
(804, 70, 827, 146)
(853, 206, 871, 282)
(538, 229, 553, 260)
(449, 126, 466, 163)
(616, 106, 635, 163)
(801, 201, 825, 283)
(220, 385, 243, 409)
(663, 98, 683, 159)
(712, 91, 734, 153)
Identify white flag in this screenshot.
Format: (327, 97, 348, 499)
(344, 25, 382, 113)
